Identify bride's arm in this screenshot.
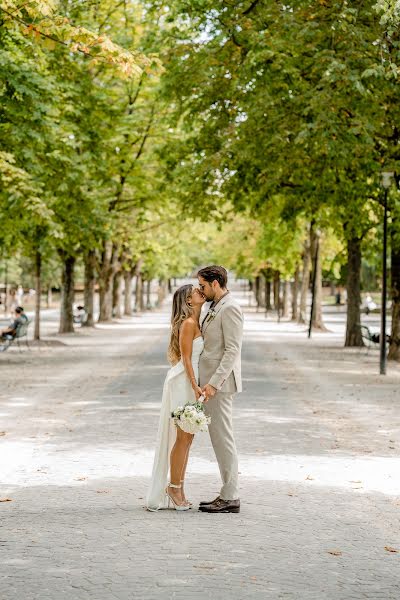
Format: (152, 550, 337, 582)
(179, 319, 202, 399)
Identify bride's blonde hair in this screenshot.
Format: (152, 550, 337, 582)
(168, 284, 193, 365)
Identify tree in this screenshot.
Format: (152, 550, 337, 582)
(160, 0, 393, 345)
(0, 0, 157, 335)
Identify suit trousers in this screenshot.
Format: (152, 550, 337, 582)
(203, 391, 239, 500)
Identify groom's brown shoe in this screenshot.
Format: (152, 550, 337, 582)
(199, 496, 220, 506)
(199, 498, 240, 513)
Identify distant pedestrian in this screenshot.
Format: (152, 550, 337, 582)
(8, 288, 17, 315)
(16, 285, 24, 306)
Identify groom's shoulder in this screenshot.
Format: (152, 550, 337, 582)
(223, 295, 243, 314)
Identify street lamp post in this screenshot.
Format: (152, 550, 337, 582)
(380, 171, 394, 375)
(308, 230, 320, 339)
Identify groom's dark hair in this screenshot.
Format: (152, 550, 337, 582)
(198, 265, 228, 288)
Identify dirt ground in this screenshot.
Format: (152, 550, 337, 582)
(1, 293, 399, 599)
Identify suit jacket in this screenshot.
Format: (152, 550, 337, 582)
(199, 293, 243, 394)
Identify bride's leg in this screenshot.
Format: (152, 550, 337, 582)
(169, 428, 193, 505)
(180, 435, 194, 501)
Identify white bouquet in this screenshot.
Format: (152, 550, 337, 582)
(172, 396, 211, 434)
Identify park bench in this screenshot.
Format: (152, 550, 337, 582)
(358, 325, 390, 351)
(0, 319, 31, 353)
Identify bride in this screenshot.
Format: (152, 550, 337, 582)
(146, 284, 206, 511)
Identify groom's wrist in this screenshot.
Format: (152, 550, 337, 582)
(208, 374, 221, 390)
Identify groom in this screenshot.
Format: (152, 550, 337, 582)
(197, 265, 243, 514)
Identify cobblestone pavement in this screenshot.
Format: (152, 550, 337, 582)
(1, 293, 400, 599)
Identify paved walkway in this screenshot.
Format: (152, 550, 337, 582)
(1, 293, 400, 599)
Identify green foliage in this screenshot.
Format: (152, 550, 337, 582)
(375, 0, 400, 25)
(2, 0, 400, 303)
(156, 0, 400, 283)
(0, 0, 156, 77)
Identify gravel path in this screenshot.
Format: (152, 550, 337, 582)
(1, 294, 399, 599)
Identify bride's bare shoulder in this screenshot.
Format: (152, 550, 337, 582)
(181, 317, 197, 332)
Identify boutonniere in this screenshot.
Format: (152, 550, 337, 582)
(206, 308, 217, 322)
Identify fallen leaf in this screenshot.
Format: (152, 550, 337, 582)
(0, 498, 12, 502)
(305, 475, 314, 481)
(250, 576, 257, 581)
(0, 432, 6, 436)
(328, 550, 342, 556)
(119, 390, 128, 394)
(75, 476, 87, 481)
(349, 480, 362, 484)
(384, 546, 398, 553)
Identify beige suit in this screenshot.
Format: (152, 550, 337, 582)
(199, 293, 243, 500)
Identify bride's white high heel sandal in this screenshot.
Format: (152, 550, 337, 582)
(165, 483, 190, 511)
(181, 480, 193, 508)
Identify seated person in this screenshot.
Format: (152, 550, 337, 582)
(363, 293, 377, 315)
(0, 306, 28, 341)
(73, 305, 87, 324)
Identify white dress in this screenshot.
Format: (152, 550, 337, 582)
(146, 336, 204, 511)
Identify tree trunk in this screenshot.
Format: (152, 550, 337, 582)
(388, 241, 400, 360)
(3, 262, 8, 315)
(34, 250, 41, 341)
(135, 272, 143, 312)
(83, 249, 96, 327)
(310, 228, 326, 331)
(46, 287, 52, 309)
(255, 275, 261, 309)
(273, 271, 280, 311)
(345, 237, 364, 346)
(97, 241, 119, 322)
(283, 280, 291, 318)
(59, 254, 75, 334)
(113, 270, 123, 318)
(146, 279, 152, 309)
(98, 275, 113, 321)
(264, 277, 269, 315)
(124, 270, 133, 316)
(299, 240, 311, 324)
(157, 278, 167, 308)
(291, 266, 300, 321)
(266, 280, 272, 310)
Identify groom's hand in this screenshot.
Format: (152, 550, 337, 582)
(202, 384, 217, 402)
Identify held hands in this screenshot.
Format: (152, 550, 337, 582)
(201, 384, 217, 402)
(192, 384, 203, 401)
